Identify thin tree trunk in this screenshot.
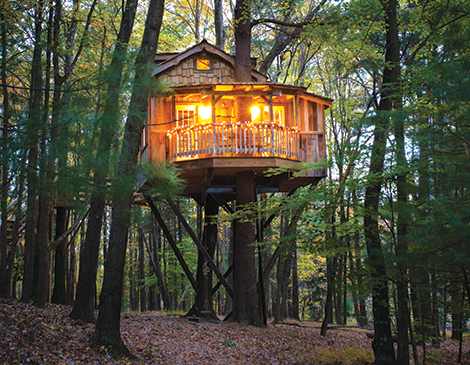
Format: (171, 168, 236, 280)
(292, 247, 299, 321)
(139, 230, 147, 312)
(5, 157, 26, 297)
(147, 226, 170, 309)
(22, 0, 44, 303)
(321, 257, 333, 336)
(0, 9, 11, 298)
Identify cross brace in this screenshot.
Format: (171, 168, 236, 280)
(146, 196, 197, 289)
(166, 196, 235, 299)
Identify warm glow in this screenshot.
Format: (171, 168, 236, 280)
(198, 105, 212, 120)
(251, 106, 261, 121)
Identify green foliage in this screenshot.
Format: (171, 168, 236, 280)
(219, 339, 238, 347)
(141, 161, 185, 197)
(165, 309, 187, 317)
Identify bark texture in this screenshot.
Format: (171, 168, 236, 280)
(70, 0, 138, 323)
(93, 0, 165, 353)
(363, 0, 399, 363)
(229, 172, 262, 326)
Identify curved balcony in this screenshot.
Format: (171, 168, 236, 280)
(168, 122, 300, 162)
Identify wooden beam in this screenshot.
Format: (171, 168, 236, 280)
(166, 196, 235, 299)
(209, 193, 234, 214)
(146, 196, 197, 289)
(211, 264, 233, 295)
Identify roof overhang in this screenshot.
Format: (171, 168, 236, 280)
(160, 83, 333, 107)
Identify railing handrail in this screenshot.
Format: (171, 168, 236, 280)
(168, 121, 300, 162)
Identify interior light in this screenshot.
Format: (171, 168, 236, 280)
(251, 105, 260, 121)
(198, 105, 212, 120)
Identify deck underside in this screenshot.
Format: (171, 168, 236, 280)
(138, 156, 325, 202)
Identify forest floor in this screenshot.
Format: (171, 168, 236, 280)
(1, 298, 469, 364)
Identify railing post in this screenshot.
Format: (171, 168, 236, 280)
(270, 125, 274, 157)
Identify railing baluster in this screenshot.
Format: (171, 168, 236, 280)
(169, 123, 300, 161)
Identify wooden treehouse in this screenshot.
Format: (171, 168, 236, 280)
(139, 40, 332, 322)
(140, 40, 332, 199)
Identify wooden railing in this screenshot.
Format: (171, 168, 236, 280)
(168, 122, 300, 162)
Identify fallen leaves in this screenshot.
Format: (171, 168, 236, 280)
(1, 298, 469, 364)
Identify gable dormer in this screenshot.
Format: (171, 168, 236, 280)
(152, 39, 267, 86)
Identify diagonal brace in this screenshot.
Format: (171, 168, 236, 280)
(146, 196, 197, 289)
(166, 196, 234, 299)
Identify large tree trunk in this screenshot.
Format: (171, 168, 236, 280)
(93, 0, 165, 354)
(234, 0, 252, 82)
(70, 0, 138, 323)
(214, 0, 225, 50)
(363, 1, 399, 363)
(51, 207, 69, 304)
(228, 171, 263, 326)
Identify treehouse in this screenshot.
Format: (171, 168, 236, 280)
(140, 40, 332, 199)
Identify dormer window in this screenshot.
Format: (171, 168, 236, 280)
(195, 59, 211, 71)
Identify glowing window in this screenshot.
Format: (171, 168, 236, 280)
(196, 59, 211, 70)
(176, 105, 196, 128)
(263, 106, 285, 124)
(251, 106, 261, 121)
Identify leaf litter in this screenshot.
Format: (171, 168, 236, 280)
(1, 299, 469, 364)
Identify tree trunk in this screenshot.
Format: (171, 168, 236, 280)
(333, 256, 343, 325)
(291, 247, 299, 321)
(93, 0, 165, 354)
(273, 245, 283, 323)
(5, 160, 26, 298)
(22, 0, 44, 303)
(280, 239, 294, 320)
(70, 0, 138, 323)
(51, 207, 69, 303)
(150, 224, 170, 309)
(214, 0, 225, 50)
(362, 0, 399, 363)
(234, 0, 252, 82)
(321, 257, 333, 336)
(194, 195, 219, 315)
(139, 230, 147, 312)
(0, 9, 11, 298)
(66, 232, 77, 305)
(228, 171, 262, 326)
